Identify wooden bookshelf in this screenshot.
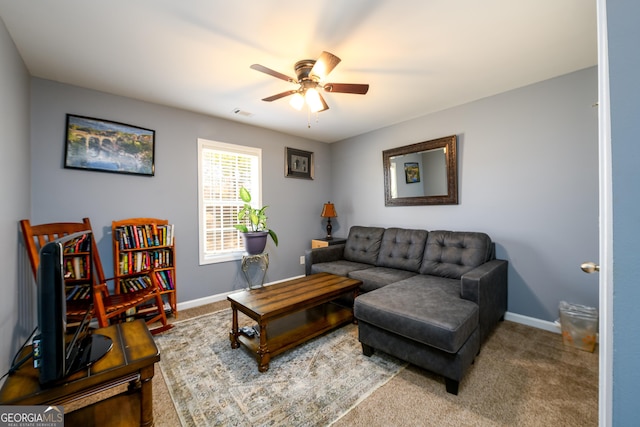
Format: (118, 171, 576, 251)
(112, 217, 177, 318)
(63, 232, 93, 313)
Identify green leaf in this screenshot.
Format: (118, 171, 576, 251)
(234, 224, 248, 233)
(249, 212, 259, 226)
(239, 187, 251, 203)
(268, 229, 278, 246)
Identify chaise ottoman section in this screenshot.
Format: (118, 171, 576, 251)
(354, 276, 481, 394)
(354, 278, 479, 354)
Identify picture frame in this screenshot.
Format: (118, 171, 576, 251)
(64, 114, 155, 176)
(285, 147, 314, 180)
(404, 162, 420, 183)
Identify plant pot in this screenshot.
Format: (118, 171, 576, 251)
(241, 231, 268, 255)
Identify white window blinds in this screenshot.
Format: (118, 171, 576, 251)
(197, 139, 261, 264)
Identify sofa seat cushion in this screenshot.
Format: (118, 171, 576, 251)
(354, 277, 479, 354)
(310, 260, 373, 277)
(348, 267, 418, 293)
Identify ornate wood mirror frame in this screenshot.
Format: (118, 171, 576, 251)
(383, 135, 458, 206)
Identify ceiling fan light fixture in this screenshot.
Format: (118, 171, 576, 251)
(289, 92, 304, 110)
(305, 88, 323, 113)
(251, 50, 368, 118)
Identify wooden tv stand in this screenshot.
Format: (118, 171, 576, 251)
(0, 320, 160, 427)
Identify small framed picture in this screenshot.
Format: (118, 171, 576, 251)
(404, 162, 420, 183)
(64, 114, 155, 176)
(285, 147, 314, 180)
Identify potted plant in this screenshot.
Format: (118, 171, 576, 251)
(234, 186, 278, 255)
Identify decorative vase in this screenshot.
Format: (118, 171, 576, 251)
(242, 231, 269, 255)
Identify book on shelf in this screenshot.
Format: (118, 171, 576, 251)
(154, 270, 174, 291)
(64, 256, 88, 280)
(120, 274, 154, 293)
(73, 257, 82, 279)
(63, 232, 90, 254)
(166, 270, 175, 290)
(136, 301, 173, 317)
(151, 223, 160, 246)
(115, 223, 175, 249)
(66, 285, 90, 301)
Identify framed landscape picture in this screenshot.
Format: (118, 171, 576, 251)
(64, 114, 155, 176)
(285, 147, 314, 180)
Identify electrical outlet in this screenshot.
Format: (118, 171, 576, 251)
(300, 255, 305, 265)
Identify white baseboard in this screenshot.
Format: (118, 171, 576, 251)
(177, 278, 562, 336)
(504, 311, 561, 334)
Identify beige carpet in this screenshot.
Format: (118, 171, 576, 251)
(152, 301, 598, 426)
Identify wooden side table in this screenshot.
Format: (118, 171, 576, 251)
(0, 320, 160, 427)
(311, 237, 346, 248)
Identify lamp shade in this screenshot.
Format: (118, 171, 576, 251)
(321, 202, 337, 218)
(289, 92, 304, 110)
(305, 88, 323, 113)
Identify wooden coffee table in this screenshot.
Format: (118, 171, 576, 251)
(227, 272, 361, 372)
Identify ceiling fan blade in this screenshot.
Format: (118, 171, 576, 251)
(250, 64, 296, 83)
(262, 90, 298, 102)
(317, 93, 329, 112)
(324, 83, 369, 95)
(310, 51, 341, 80)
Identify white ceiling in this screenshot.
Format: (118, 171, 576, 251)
(0, 0, 597, 143)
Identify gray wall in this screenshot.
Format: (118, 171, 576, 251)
(330, 67, 599, 323)
(608, 0, 640, 422)
(29, 79, 332, 303)
(0, 17, 31, 377)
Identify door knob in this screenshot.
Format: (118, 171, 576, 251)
(581, 262, 600, 273)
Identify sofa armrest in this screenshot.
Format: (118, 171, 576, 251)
(460, 259, 508, 342)
(304, 244, 346, 275)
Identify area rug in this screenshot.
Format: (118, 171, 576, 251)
(153, 309, 406, 426)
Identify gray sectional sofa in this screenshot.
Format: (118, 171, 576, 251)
(304, 226, 508, 394)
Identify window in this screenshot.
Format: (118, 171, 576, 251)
(197, 138, 262, 264)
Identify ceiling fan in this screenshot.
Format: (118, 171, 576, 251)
(250, 51, 369, 113)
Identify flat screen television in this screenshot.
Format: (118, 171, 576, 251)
(34, 230, 113, 386)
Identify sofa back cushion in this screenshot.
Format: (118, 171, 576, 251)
(376, 228, 428, 272)
(420, 230, 494, 279)
(344, 226, 385, 265)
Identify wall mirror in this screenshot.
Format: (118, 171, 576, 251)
(383, 135, 458, 206)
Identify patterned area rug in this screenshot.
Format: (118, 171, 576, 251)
(154, 309, 405, 426)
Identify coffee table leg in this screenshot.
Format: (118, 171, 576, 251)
(257, 322, 270, 372)
(229, 306, 239, 349)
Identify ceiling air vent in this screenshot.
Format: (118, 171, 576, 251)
(232, 108, 253, 117)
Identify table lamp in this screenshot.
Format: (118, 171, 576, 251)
(320, 202, 337, 239)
